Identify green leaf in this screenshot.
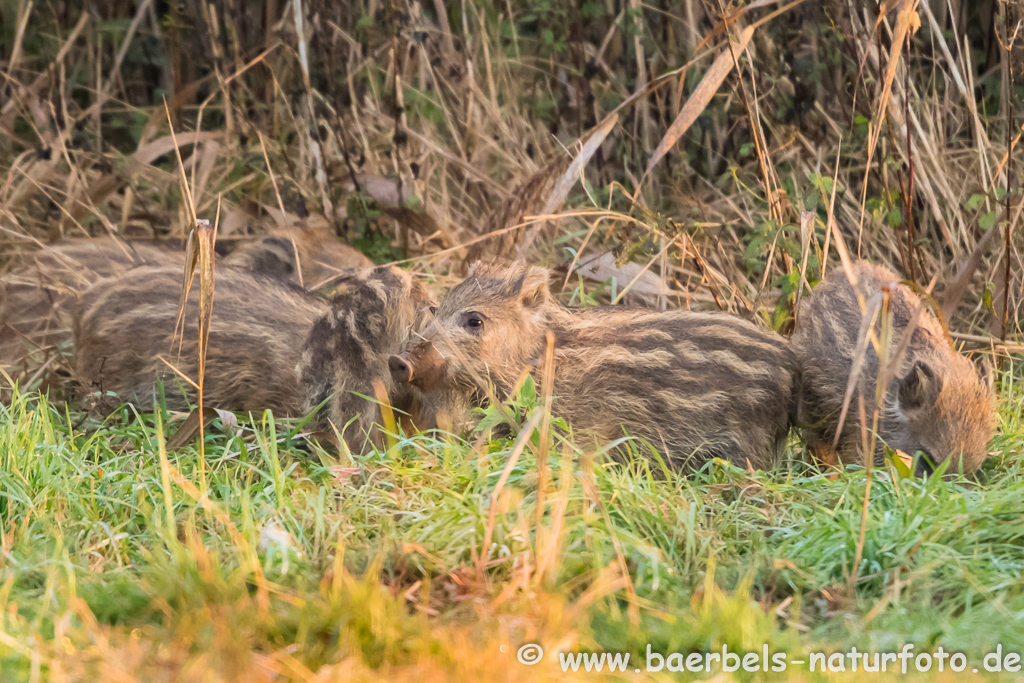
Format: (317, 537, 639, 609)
(965, 194, 986, 212)
(979, 211, 999, 231)
(582, 1, 604, 18)
(887, 448, 913, 479)
(519, 375, 537, 407)
(887, 207, 902, 228)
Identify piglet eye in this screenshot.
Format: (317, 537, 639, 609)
(460, 311, 485, 332)
(429, 306, 437, 315)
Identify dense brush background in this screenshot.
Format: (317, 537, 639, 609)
(1, 0, 1023, 680)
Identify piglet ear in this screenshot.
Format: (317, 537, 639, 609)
(898, 361, 942, 411)
(514, 264, 552, 310)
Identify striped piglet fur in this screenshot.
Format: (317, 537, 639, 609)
(390, 262, 798, 470)
(72, 265, 327, 415)
(72, 263, 431, 452)
(792, 260, 996, 475)
(299, 266, 434, 449)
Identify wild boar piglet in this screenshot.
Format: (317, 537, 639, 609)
(73, 265, 327, 415)
(389, 262, 799, 470)
(300, 265, 435, 450)
(2, 227, 369, 375)
(1, 238, 183, 372)
(792, 260, 997, 475)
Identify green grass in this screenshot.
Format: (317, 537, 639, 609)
(0, 364, 1022, 681)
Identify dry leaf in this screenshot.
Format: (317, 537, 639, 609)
(861, 0, 921, 211)
(577, 252, 668, 299)
(541, 114, 619, 217)
(68, 132, 223, 223)
(908, 10, 921, 33)
(895, 449, 914, 469)
(330, 467, 361, 486)
(647, 25, 756, 175)
(468, 115, 617, 261)
(195, 219, 217, 391)
(514, 114, 617, 257)
(165, 406, 237, 450)
(340, 173, 415, 206)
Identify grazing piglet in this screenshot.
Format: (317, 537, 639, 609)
(388, 262, 798, 470)
(1, 238, 182, 373)
(1, 228, 370, 374)
(299, 266, 435, 449)
(792, 260, 997, 475)
(72, 265, 327, 415)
